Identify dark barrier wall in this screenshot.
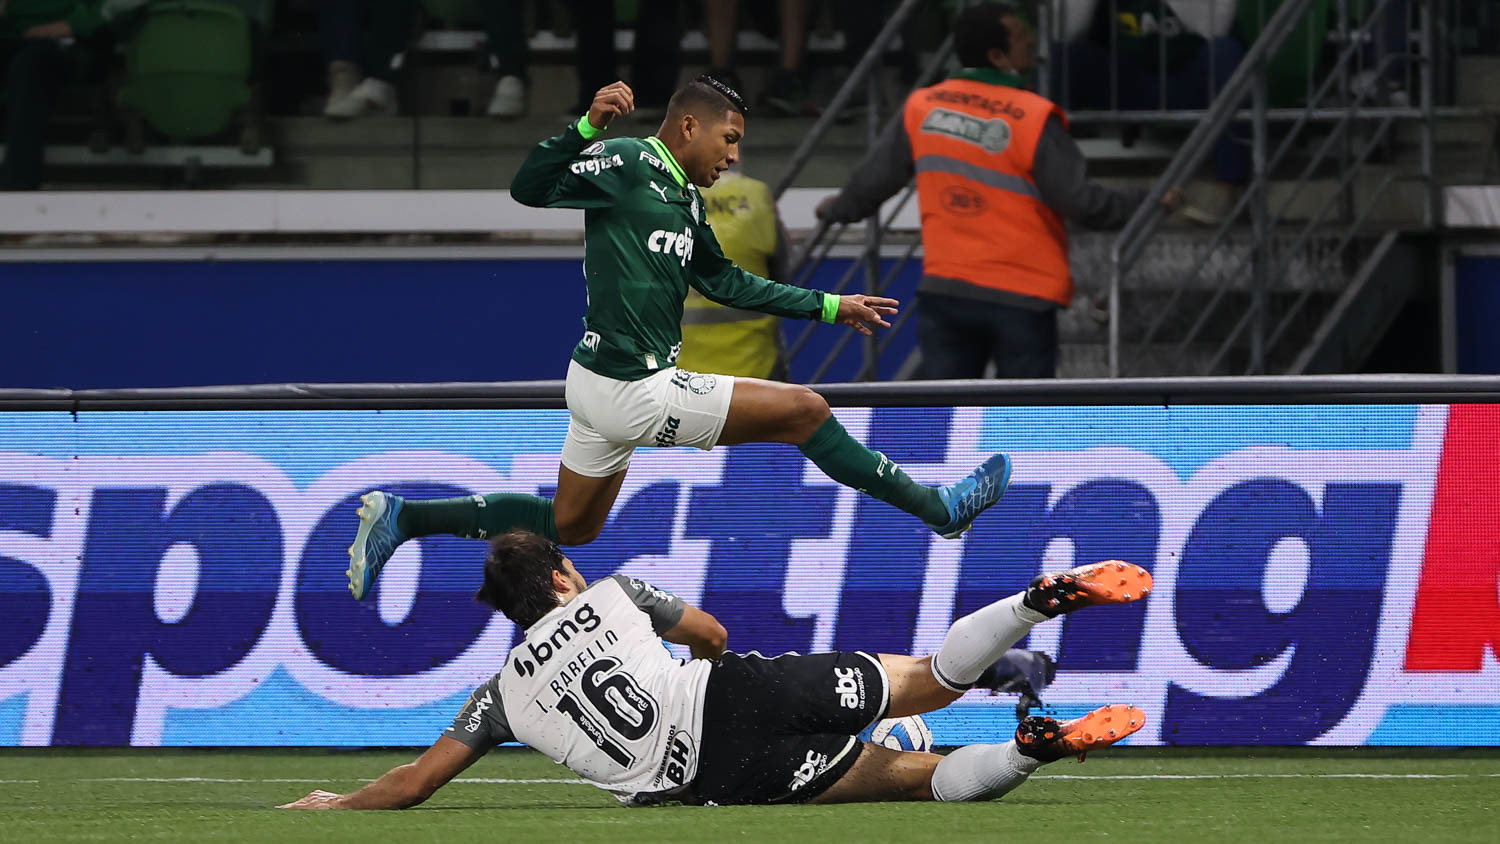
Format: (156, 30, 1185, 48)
(2, 378, 1498, 747)
(1455, 254, 1500, 374)
(0, 256, 920, 388)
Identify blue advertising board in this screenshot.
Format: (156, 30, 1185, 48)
(0, 255, 919, 388)
(3, 402, 1497, 747)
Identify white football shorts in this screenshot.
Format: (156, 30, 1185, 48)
(561, 359, 737, 477)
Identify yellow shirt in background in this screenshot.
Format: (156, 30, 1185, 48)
(676, 171, 786, 380)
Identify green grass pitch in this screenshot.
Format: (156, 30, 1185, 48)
(2, 748, 1496, 843)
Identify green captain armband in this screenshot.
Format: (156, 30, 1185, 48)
(577, 114, 606, 140)
(820, 293, 840, 324)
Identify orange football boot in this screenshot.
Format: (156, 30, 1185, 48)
(1015, 704, 1146, 762)
(1023, 560, 1153, 618)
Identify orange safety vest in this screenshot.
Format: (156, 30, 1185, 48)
(903, 75, 1072, 306)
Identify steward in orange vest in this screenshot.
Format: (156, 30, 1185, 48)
(819, 2, 1170, 378)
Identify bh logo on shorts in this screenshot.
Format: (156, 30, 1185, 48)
(671, 370, 717, 396)
(834, 666, 866, 710)
(789, 750, 831, 792)
(647, 227, 695, 267)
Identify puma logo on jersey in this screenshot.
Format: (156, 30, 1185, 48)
(647, 227, 695, 266)
(648, 180, 671, 202)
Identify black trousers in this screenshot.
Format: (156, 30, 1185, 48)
(569, 0, 681, 108)
(1, 40, 67, 191)
(916, 291, 1058, 379)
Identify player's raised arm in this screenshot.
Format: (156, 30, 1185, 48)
(510, 81, 638, 209)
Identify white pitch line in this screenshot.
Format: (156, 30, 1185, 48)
(0, 776, 589, 785)
(0, 773, 1496, 786)
(1036, 773, 1500, 780)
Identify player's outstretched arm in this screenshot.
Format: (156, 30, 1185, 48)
(510, 81, 638, 209)
(661, 603, 729, 660)
(688, 225, 898, 334)
(277, 736, 485, 810)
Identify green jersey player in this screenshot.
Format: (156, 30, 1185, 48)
(345, 76, 1013, 600)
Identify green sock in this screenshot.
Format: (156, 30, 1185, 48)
(798, 416, 948, 526)
(396, 493, 558, 543)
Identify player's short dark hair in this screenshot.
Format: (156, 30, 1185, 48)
(954, 2, 1020, 68)
(476, 530, 569, 627)
(668, 74, 748, 122)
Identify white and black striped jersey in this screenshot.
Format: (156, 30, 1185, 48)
(445, 575, 710, 802)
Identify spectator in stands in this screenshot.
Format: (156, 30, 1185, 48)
(327, 0, 531, 119)
(1, 0, 111, 189)
(703, 0, 818, 117)
(835, 0, 924, 107)
(816, 2, 1180, 379)
(318, 0, 362, 115)
(566, 0, 680, 122)
(676, 150, 794, 380)
(1053, 0, 1247, 220)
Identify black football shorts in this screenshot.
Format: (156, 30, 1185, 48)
(687, 650, 890, 805)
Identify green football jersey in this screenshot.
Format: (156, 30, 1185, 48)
(511, 119, 830, 381)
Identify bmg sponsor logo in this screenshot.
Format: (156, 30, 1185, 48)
(512, 603, 603, 678)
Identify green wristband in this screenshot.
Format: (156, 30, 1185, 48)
(820, 293, 840, 324)
(577, 114, 605, 140)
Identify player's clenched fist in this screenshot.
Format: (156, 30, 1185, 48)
(587, 81, 635, 132)
(835, 294, 900, 337)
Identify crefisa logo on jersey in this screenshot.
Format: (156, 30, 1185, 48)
(646, 227, 695, 267)
(512, 603, 604, 678)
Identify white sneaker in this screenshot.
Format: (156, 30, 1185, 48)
(322, 60, 361, 116)
(487, 75, 527, 118)
(324, 77, 397, 120)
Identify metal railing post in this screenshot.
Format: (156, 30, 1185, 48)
(862, 73, 882, 380)
(1421, 0, 1438, 229)
(1250, 69, 1271, 375)
(1337, 0, 1355, 226)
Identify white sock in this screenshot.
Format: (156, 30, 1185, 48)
(931, 593, 1048, 692)
(931, 740, 1044, 802)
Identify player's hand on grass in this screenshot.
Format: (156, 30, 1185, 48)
(277, 789, 344, 810)
(836, 294, 899, 336)
(588, 81, 635, 132)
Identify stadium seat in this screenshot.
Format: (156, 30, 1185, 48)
(419, 0, 484, 27)
(1235, 0, 1332, 108)
(118, 1, 253, 141)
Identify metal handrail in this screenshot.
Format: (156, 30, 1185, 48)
(779, 20, 959, 382)
(1108, 0, 1443, 378)
(771, 0, 929, 199)
(1107, 0, 1321, 377)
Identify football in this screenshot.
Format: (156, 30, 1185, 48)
(859, 715, 935, 752)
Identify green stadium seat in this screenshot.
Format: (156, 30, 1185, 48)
(419, 0, 484, 27)
(118, 0, 253, 141)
